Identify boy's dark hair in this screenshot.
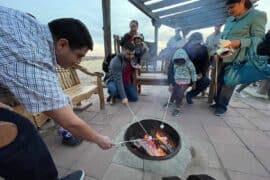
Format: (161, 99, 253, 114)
(226, 0, 253, 9)
(123, 42, 135, 51)
(48, 18, 93, 50)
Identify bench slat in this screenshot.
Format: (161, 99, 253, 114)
(64, 84, 97, 105)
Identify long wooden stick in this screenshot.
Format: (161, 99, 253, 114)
(113, 137, 167, 146)
(126, 103, 149, 136)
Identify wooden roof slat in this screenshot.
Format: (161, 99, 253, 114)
(167, 16, 226, 30)
(167, 12, 226, 27)
(154, 0, 225, 18)
(182, 18, 225, 30)
(163, 17, 225, 31)
(129, 0, 159, 21)
(141, 0, 151, 2)
(147, 0, 190, 10)
(160, 6, 227, 25)
(129, 0, 260, 31)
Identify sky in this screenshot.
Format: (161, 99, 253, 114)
(1, 0, 269, 56)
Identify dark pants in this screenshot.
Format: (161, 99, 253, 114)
(214, 64, 235, 112)
(107, 81, 138, 102)
(171, 84, 189, 108)
(236, 83, 251, 93)
(0, 108, 58, 180)
(186, 76, 210, 98)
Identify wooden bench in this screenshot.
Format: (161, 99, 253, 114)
(0, 64, 105, 128)
(57, 64, 105, 110)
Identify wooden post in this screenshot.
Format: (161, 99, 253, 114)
(154, 25, 159, 55)
(152, 21, 160, 72)
(208, 54, 219, 104)
(102, 0, 112, 58)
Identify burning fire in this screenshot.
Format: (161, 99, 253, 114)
(134, 129, 175, 157)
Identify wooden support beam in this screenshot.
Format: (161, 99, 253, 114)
(154, 25, 159, 55)
(102, 0, 112, 58)
(154, 0, 225, 17)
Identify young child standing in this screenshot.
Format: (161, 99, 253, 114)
(167, 48, 197, 116)
(133, 34, 149, 66)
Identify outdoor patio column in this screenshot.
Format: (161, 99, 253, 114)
(153, 21, 161, 55)
(102, 0, 112, 58)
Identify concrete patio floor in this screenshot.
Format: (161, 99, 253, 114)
(41, 85, 270, 180)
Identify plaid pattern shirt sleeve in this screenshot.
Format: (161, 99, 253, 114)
(0, 6, 69, 113)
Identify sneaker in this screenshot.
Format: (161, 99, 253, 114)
(172, 109, 181, 117)
(214, 108, 226, 116)
(109, 97, 115, 105)
(106, 96, 111, 103)
(62, 136, 83, 147)
(209, 103, 218, 108)
(61, 170, 85, 180)
(186, 93, 193, 104)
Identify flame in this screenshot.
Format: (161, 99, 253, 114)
(135, 129, 176, 157)
(156, 130, 168, 145)
(142, 134, 166, 157)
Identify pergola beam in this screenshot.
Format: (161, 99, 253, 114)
(140, 0, 151, 3)
(147, 0, 191, 10)
(164, 15, 226, 31)
(128, 0, 159, 22)
(154, 0, 225, 17)
(160, 7, 227, 25)
(163, 17, 225, 31)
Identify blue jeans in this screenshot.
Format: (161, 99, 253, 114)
(107, 81, 138, 102)
(0, 108, 58, 180)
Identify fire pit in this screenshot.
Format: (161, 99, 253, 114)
(112, 118, 192, 178)
(124, 119, 181, 160)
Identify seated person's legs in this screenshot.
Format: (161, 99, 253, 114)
(124, 83, 138, 102)
(0, 86, 81, 147)
(0, 122, 17, 149)
(0, 108, 58, 180)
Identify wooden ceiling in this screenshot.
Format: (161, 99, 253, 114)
(128, 0, 259, 33)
